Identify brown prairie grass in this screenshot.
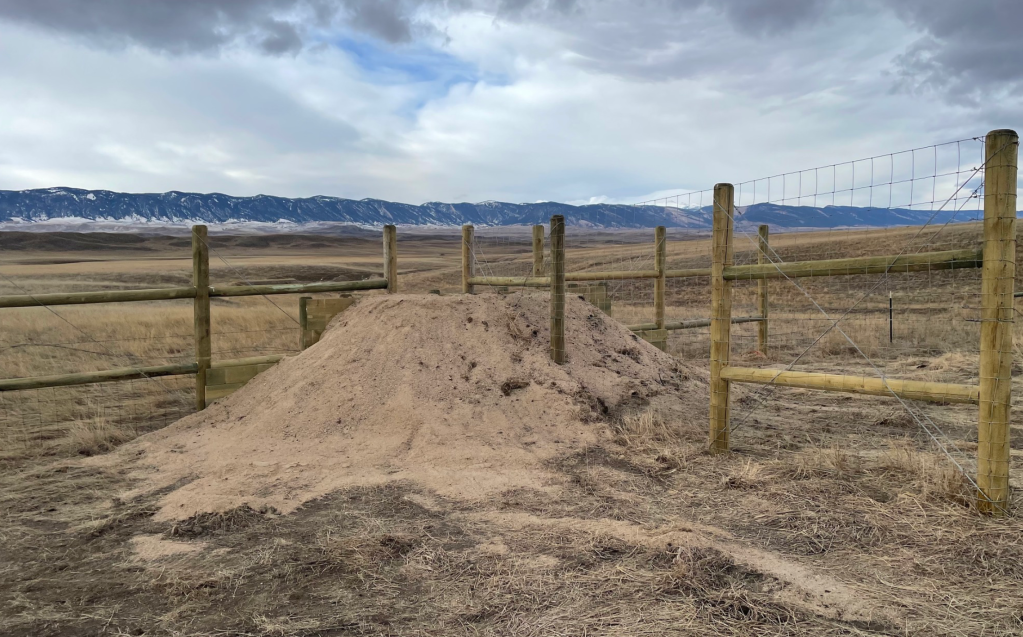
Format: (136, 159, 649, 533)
(65, 415, 135, 456)
(2, 227, 1023, 635)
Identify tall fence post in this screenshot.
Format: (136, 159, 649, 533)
(192, 224, 211, 411)
(550, 215, 566, 364)
(532, 224, 545, 276)
(757, 224, 769, 355)
(978, 128, 1018, 514)
(462, 224, 474, 294)
(709, 184, 734, 452)
(654, 226, 666, 329)
(383, 224, 397, 294)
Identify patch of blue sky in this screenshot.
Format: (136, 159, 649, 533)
(333, 35, 508, 116)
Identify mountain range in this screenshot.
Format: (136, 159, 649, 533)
(0, 187, 984, 230)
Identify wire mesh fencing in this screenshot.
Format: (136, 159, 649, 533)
(0, 281, 198, 465)
(466, 131, 1016, 510)
(0, 228, 394, 465)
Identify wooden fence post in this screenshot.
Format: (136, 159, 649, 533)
(462, 224, 474, 294)
(978, 128, 1018, 514)
(383, 224, 397, 294)
(299, 296, 311, 350)
(654, 226, 666, 329)
(192, 225, 211, 411)
(709, 184, 734, 452)
(550, 215, 566, 364)
(757, 224, 769, 355)
(532, 224, 545, 276)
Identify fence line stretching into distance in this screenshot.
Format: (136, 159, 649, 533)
(2, 130, 1016, 515)
(464, 128, 1018, 515)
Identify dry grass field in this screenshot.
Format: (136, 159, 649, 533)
(1, 225, 1023, 635)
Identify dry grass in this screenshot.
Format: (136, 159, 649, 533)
(65, 416, 135, 456)
(2, 226, 1023, 635)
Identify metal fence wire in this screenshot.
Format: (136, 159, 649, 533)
(468, 131, 1018, 512)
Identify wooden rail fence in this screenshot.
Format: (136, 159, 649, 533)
(4, 129, 1015, 513)
(0, 225, 397, 407)
(462, 128, 1016, 512)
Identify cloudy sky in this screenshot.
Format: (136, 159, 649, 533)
(0, 0, 1018, 205)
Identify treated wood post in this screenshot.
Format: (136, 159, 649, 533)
(462, 224, 474, 294)
(709, 184, 734, 452)
(383, 224, 397, 294)
(978, 128, 1018, 514)
(192, 225, 211, 411)
(654, 226, 666, 329)
(299, 296, 311, 350)
(532, 224, 545, 276)
(757, 224, 769, 355)
(550, 215, 566, 364)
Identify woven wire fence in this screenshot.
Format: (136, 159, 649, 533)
(639, 136, 999, 494)
(0, 232, 384, 465)
(0, 271, 196, 464)
(467, 134, 1006, 500)
(205, 235, 304, 362)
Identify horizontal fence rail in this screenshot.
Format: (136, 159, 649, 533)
(209, 279, 388, 297)
(466, 276, 550, 287)
(665, 268, 712, 278)
(627, 316, 764, 332)
(720, 366, 980, 405)
(0, 354, 286, 392)
(0, 279, 390, 308)
(0, 286, 199, 308)
(465, 248, 984, 290)
(722, 248, 983, 281)
(567, 270, 659, 281)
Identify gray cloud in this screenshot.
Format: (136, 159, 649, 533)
(0, 0, 1016, 204)
(0, 0, 447, 53)
(3, 0, 1019, 100)
(889, 1, 1023, 102)
(474, 0, 1021, 112)
(259, 19, 304, 54)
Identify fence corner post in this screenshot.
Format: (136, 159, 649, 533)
(978, 128, 1018, 515)
(757, 224, 770, 356)
(549, 215, 566, 364)
(383, 224, 397, 294)
(532, 224, 545, 276)
(191, 224, 211, 411)
(462, 224, 475, 294)
(709, 184, 734, 452)
(654, 225, 666, 329)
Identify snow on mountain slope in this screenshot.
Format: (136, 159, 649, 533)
(0, 188, 982, 230)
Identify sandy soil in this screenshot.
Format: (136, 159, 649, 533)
(107, 293, 705, 520)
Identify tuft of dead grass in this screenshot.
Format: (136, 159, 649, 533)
(66, 416, 135, 456)
(611, 409, 703, 472)
(877, 439, 976, 508)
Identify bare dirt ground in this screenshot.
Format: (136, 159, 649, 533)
(1, 227, 1022, 636)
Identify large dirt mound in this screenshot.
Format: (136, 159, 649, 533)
(118, 293, 708, 520)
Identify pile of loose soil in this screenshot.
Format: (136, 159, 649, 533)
(112, 293, 708, 520)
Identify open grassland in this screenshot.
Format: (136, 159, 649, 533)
(1, 225, 1023, 635)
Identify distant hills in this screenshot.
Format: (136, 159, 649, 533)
(0, 187, 984, 230)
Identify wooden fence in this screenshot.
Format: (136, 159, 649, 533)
(2, 130, 1015, 513)
(0, 224, 398, 407)
(462, 129, 1017, 514)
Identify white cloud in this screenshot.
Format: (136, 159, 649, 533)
(0, 1, 1016, 205)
